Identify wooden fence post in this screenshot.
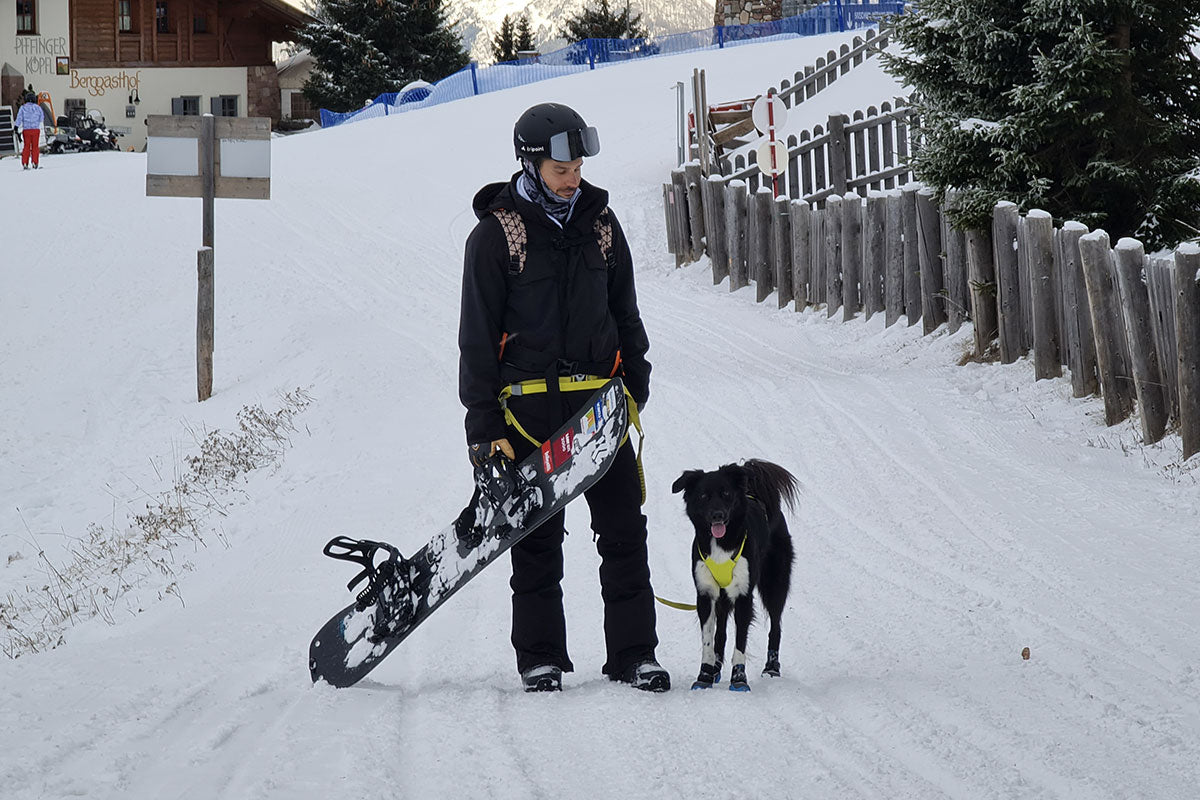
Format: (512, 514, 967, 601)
(1113, 239, 1168, 444)
(885, 192, 904, 327)
(707, 176, 728, 285)
(197, 246, 214, 402)
(1174, 245, 1200, 459)
(1059, 222, 1099, 398)
(663, 183, 679, 261)
(773, 195, 793, 309)
(790, 199, 811, 311)
(671, 168, 691, 266)
(726, 180, 749, 291)
(942, 202, 968, 334)
(841, 192, 862, 321)
(827, 114, 849, 197)
(811, 203, 826, 306)
(1016, 216, 1034, 353)
(1026, 210, 1062, 380)
(825, 194, 844, 318)
(864, 193, 886, 320)
(1145, 258, 1180, 425)
(1079, 230, 1135, 426)
(754, 188, 774, 302)
(685, 162, 705, 262)
(965, 228, 997, 354)
(902, 186, 920, 326)
(700, 175, 715, 261)
(992, 202, 1022, 363)
(915, 188, 945, 334)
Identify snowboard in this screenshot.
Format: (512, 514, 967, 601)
(309, 378, 629, 688)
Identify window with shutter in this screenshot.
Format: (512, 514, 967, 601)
(211, 96, 238, 117)
(172, 96, 200, 115)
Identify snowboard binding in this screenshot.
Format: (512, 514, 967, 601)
(457, 453, 544, 552)
(322, 536, 415, 638)
(473, 453, 542, 532)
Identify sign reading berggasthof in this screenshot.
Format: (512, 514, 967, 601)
(146, 114, 271, 402)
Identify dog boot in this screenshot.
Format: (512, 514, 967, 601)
(521, 665, 562, 693)
(618, 659, 671, 692)
(729, 663, 750, 692)
(763, 650, 781, 678)
(691, 662, 720, 690)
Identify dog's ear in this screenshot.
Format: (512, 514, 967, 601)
(672, 470, 703, 494)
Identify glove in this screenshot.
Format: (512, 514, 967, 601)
(469, 438, 515, 468)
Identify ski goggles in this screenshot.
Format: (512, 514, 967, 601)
(548, 126, 600, 161)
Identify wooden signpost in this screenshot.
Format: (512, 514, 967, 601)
(146, 114, 271, 402)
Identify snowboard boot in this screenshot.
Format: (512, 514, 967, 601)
(521, 665, 563, 693)
(617, 659, 671, 693)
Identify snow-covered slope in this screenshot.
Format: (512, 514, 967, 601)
(450, 0, 715, 63)
(3, 30, 1200, 800)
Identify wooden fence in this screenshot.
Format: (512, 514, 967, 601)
(664, 97, 914, 266)
(698, 28, 892, 172)
(662, 179, 1200, 459)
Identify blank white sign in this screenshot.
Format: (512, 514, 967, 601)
(219, 139, 271, 179)
(147, 136, 199, 176)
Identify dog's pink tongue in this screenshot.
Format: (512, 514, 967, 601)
(711, 522, 727, 539)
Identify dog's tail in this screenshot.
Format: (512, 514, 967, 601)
(743, 459, 799, 513)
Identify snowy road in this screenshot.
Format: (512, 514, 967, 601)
(3, 31, 1199, 800)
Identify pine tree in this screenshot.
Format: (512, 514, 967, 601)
(883, 0, 1200, 248)
(559, 0, 649, 42)
(515, 14, 536, 55)
(299, 0, 468, 113)
(492, 13, 536, 63)
(492, 14, 517, 63)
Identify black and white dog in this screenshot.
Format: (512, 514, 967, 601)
(671, 459, 797, 692)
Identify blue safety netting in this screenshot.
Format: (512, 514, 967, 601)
(319, 0, 904, 128)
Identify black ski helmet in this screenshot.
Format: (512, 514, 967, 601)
(513, 103, 600, 163)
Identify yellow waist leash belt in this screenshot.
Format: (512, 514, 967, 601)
(499, 376, 646, 505)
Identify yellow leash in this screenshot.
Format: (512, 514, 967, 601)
(655, 595, 697, 611)
(655, 535, 747, 612)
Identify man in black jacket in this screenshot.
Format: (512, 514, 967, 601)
(458, 103, 669, 693)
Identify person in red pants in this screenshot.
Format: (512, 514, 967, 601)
(16, 92, 43, 170)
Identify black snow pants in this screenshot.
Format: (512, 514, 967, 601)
(503, 391, 658, 678)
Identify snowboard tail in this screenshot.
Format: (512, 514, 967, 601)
(309, 378, 629, 688)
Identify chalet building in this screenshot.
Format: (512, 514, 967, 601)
(2, 0, 313, 151)
(276, 48, 318, 123)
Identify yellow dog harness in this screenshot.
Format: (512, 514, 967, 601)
(700, 536, 746, 589)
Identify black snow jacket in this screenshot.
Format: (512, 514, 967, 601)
(458, 173, 651, 444)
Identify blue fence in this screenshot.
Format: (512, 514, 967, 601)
(318, 0, 904, 128)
